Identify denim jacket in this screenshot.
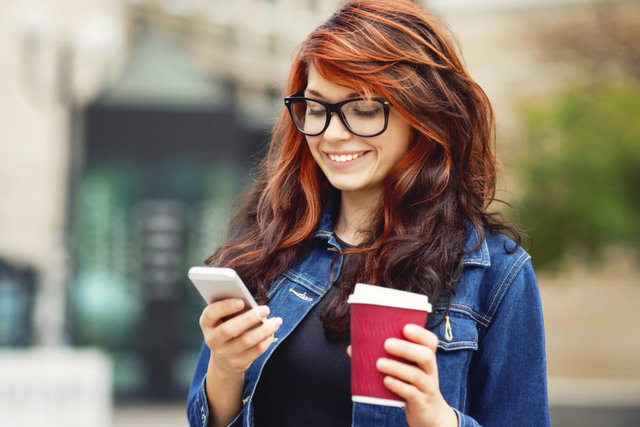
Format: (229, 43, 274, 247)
(187, 209, 550, 427)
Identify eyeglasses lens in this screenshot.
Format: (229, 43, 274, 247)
(290, 99, 386, 137)
(342, 100, 386, 136)
(291, 99, 326, 135)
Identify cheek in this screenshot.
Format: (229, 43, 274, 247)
(393, 131, 413, 162)
(382, 128, 412, 162)
(305, 136, 322, 159)
(381, 115, 412, 154)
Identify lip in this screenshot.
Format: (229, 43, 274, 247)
(323, 150, 370, 169)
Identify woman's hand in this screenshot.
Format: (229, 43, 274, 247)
(376, 324, 458, 427)
(199, 299, 282, 427)
(199, 298, 283, 377)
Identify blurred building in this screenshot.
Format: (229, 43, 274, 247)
(120, 0, 339, 126)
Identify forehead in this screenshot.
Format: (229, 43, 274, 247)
(305, 65, 364, 101)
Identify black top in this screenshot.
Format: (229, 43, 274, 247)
(333, 234, 355, 249)
(252, 284, 352, 426)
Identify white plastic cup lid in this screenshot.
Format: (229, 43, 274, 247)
(347, 283, 432, 312)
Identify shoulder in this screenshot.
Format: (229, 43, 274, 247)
(455, 225, 538, 324)
(461, 224, 530, 271)
(461, 224, 533, 283)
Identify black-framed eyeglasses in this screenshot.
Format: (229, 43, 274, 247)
(284, 91, 392, 137)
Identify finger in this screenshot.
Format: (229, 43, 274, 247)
(211, 317, 282, 370)
(229, 317, 283, 352)
(346, 345, 352, 358)
(384, 338, 437, 374)
(200, 298, 246, 329)
(402, 324, 439, 351)
(377, 358, 434, 395)
(382, 375, 426, 406)
(215, 305, 271, 342)
(242, 333, 280, 362)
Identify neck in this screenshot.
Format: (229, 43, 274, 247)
(334, 189, 382, 246)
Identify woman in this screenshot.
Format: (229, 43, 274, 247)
(188, 0, 549, 426)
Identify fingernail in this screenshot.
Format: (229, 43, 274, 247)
(385, 338, 397, 350)
(377, 358, 389, 369)
(273, 317, 283, 326)
(232, 299, 244, 309)
(257, 305, 270, 317)
(404, 323, 419, 334)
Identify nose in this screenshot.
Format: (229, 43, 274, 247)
(322, 113, 351, 142)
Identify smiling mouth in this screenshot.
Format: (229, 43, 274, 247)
(327, 152, 366, 162)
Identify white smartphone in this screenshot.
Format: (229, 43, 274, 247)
(188, 266, 259, 311)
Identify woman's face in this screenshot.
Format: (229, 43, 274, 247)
(304, 65, 412, 201)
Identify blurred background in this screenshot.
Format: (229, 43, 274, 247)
(0, 0, 638, 426)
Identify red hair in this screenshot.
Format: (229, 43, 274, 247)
(207, 0, 520, 332)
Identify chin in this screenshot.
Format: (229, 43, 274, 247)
(331, 183, 374, 195)
(326, 179, 361, 192)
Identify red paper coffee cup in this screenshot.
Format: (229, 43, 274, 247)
(348, 283, 432, 407)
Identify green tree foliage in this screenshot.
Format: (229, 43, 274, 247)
(517, 81, 640, 270)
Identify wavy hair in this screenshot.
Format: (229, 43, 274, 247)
(206, 0, 521, 333)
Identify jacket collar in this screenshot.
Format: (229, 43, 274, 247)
(461, 222, 491, 268)
(315, 202, 335, 239)
(314, 201, 340, 248)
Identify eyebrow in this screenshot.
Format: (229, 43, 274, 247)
(304, 88, 360, 100)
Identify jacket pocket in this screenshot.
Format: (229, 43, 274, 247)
(432, 309, 479, 351)
(352, 402, 409, 427)
(431, 309, 479, 412)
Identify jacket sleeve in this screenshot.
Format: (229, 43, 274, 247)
(187, 342, 211, 427)
(464, 259, 550, 426)
(453, 407, 481, 427)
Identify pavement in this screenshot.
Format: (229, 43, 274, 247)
(114, 402, 187, 427)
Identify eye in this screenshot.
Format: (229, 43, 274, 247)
(346, 100, 383, 117)
(305, 100, 326, 116)
(353, 107, 381, 117)
(306, 108, 325, 116)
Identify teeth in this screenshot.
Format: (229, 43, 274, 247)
(328, 153, 362, 162)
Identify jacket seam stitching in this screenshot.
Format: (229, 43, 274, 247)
(434, 304, 490, 328)
(267, 276, 286, 299)
(283, 271, 324, 295)
(199, 383, 209, 426)
(270, 291, 293, 314)
(461, 230, 490, 265)
(461, 349, 473, 414)
(485, 251, 529, 321)
(440, 340, 477, 346)
(438, 344, 478, 351)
